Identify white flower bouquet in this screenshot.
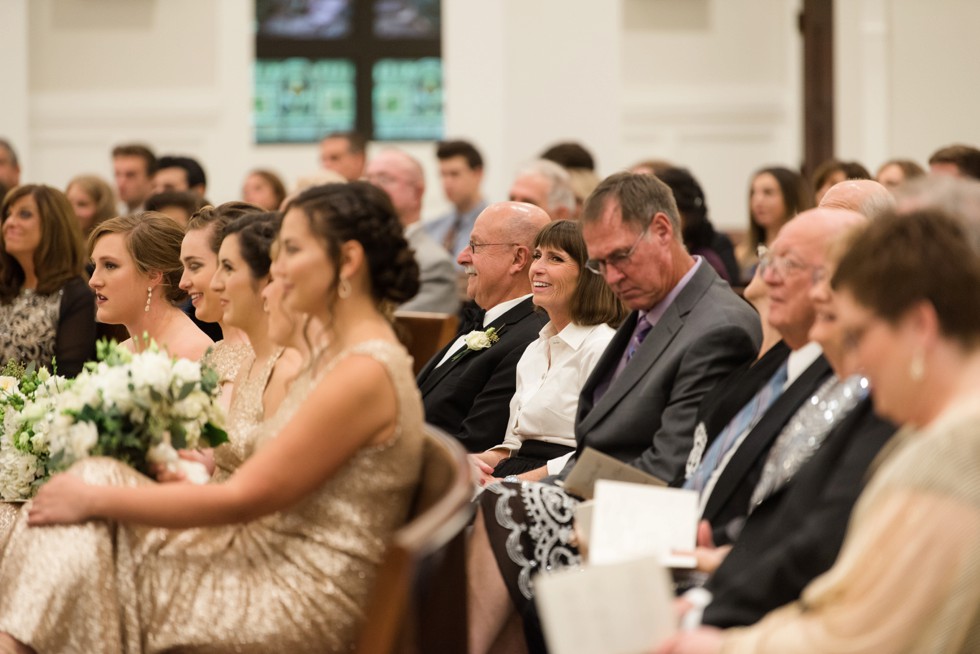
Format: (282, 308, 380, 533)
(0, 340, 228, 500)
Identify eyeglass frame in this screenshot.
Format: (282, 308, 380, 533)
(467, 241, 517, 254)
(585, 221, 652, 276)
(756, 244, 819, 281)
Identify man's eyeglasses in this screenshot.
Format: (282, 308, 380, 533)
(585, 222, 651, 275)
(467, 241, 516, 254)
(757, 245, 816, 281)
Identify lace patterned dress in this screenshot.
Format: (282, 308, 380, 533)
(0, 340, 423, 653)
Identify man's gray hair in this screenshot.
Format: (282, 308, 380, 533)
(515, 159, 576, 214)
(582, 171, 683, 242)
(896, 176, 980, 255)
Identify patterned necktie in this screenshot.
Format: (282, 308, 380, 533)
(625, 314, 653, 363)
(685, 360, 790, 493)
(594, 314, 654, 402)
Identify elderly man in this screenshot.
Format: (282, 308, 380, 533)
(366, 148, 458, 315)
(416, 201, 550, 452)
(508, 159, 576, 221)
(467, 173, 761, 654)
(319, 130, 367, 182)
(687, 208, 868, 543)
(819, 179, 895, 218)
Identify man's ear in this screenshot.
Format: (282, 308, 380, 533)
(512, 244, 531, 272)
(651, 211, 674, 243)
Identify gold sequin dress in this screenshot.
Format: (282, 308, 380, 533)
(0, 340, 424, 653)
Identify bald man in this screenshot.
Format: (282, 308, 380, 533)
(819, 179, 896, 219)
(366, 149, 458, 314)
(416, 202, 551, 451)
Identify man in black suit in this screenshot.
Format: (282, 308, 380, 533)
(689, 208, 867, 544)
(416, 201, 551, 452)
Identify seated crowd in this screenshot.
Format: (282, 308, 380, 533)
(0, 133, 978, 653)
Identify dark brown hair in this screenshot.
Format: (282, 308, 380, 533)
(534, 220, 626, 327)
(88, 212, 187, 305)
(746, 166, 812, 252)
(832, 208, 980, 348)
(286, 181, 419, 309)
(928, 144, 980, 181)
(111, 143, 157, 177)
(0, 184, 87, 303)
(186, 201, 263, 254)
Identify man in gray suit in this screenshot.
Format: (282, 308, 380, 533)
(366, 149, 459, 314)
(560, 171, 762, 481)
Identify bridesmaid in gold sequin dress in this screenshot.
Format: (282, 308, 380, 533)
(179, 202, 262, 410)
(0, 182, 426, 653)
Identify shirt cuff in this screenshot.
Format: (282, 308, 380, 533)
(547, 452, 575, 476)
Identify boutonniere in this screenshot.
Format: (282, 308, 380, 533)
(451, 327, 501, 362)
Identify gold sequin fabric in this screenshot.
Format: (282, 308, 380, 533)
(202, 340, 253, 386)
(0, 339, 424, 653)
(211, 346, 281, 483)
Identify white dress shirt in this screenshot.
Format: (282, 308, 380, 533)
(490, 320, 616, 474)
(435, 294, 532, 368)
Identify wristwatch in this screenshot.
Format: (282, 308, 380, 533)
(503, 475, 521, 484)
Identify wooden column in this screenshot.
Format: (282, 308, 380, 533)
(801, 0, 834, 180)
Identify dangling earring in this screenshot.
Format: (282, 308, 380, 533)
(145, 286, 153, 313)
(262, 298, 270, 313)
(909, 348, 925, 381)
(338, 278, 352, 300)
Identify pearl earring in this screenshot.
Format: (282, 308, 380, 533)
(145, 286, 152, 313)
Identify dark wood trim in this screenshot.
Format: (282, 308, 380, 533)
(801, 0, 834, 180)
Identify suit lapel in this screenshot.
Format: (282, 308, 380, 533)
(703, 355, 833, 520)
(577, 264, 717, 436)
(418, 297, 536, 396)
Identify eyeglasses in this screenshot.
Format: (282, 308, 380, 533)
(467, 241, 516, 254)
(757, 244, 816, 280)
(585, 222, 651, 275)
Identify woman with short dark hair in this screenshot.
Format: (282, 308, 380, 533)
(473, 219, 626, 480)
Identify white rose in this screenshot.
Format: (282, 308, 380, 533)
(130, 352, 173, 395)
(66, 421, 98, 462)
(171, 358, 202, 385)
(464, 330, 493, 350)
(0, 376, 19, 394)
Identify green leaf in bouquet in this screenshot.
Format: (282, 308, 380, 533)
(176, 381, 197, 401)
(170, 423, 188, 450)
(199, 366, 220, 394)
(202, 422, 229, 447)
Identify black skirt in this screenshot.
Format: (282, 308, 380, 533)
(492, 440, 575, 477)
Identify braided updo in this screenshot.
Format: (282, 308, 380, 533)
(287, 182, 420, 306)
(219, 211, 279, 281)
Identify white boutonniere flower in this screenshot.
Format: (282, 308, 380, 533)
(452, 327, 500, 362)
